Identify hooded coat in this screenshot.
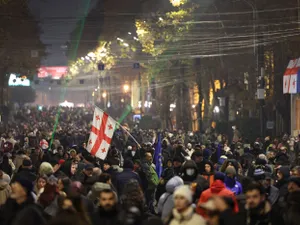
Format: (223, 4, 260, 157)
(157, 176, 184, 220)
(180, 160, 198, 184)
(224, 176, 243, 195)
(275, 166, 290, 207)
(197, 179, 239, 217)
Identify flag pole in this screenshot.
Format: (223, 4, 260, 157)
(117, 122, 142, 148)
(94, 106, 141, 148)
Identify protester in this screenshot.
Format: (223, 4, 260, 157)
(0, 106, 299, 225)
(165, 185, 206, 225)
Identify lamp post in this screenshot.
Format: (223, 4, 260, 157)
(102, 91, 107, 109)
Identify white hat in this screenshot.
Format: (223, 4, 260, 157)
(174, 185, 193, 204)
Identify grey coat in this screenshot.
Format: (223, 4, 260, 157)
(157, 176, 184, 220)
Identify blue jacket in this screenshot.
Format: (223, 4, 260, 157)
(224, 176, 243, 195)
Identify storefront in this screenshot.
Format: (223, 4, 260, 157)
(283, 58, 300, 136)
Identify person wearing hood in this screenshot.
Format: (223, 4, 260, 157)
(191, 151, 206, 175)
(196, 172, 239, 218)
(253, 169, 279, 206)
(172, 157, 182, 176)
(157, 176, 184, 220)
(180, 160, 198, 184)
(224, 166, 243, 195)
(275, 147, 290, 166)
(275, 166, 290, 207)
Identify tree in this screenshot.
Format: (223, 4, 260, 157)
(0, 0, 46, 105)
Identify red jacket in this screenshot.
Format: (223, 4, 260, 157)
(196, 179, 239, 217)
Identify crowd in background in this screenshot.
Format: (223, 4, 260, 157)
(0, 107, 299, 225)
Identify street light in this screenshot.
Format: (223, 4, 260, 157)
(213, 106, 220, 113)
(170, 0, 184, 7)
(123, 84, 130, 92)
(102, 92, 107, 98)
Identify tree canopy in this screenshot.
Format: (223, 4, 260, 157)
(0, 0, 46, 78)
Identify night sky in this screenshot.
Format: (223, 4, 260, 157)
(30, 0, 98, 66)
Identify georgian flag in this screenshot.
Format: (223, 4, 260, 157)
(283, 58, 300, 94)
(86, 107, 116, 160)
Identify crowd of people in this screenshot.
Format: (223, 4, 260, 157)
(0, 106, 299, 225)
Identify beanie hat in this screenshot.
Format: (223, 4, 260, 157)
(289, 176, 300, 187)
(15, 178, 33, 195)
(123, 160, 134, 169)
(278, 166, 290, 179)
(173, 185, 193, 204)
(22, 159, 32, 167)
(103, 160, 112, 166)
(214, 172, 225, 182)
(39, 162, 54, 176)
(258, 154, 268, 163)
(85, 164, 95, 171)
(47, 175, 58, 185)
(89, 182, 111, 202)
(225, 166, 237, 176)
(253, 169, 265, 181)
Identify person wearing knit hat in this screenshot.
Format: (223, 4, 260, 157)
(214, 171, 225, 182)
(173, 185, 193, 204)
(11, 178, 33, 200)
(288, 176, 300, 193)
(39, 162, 54, 177)
(253, 169, 279, 206)
(170, 185, 206, 225)
(224, 166, 242, 195)
(87, 182, 112, 204)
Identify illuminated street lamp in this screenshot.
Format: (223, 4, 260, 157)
(123, 84, 130, 93)
(102, 92, 107, 98)
(213, 106, 220, 113)
(170, 0, 184, 7)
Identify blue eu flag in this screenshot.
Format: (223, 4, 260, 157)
(154, 133, 163, 178)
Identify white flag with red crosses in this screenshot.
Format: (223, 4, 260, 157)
(86, 107, 116, 159)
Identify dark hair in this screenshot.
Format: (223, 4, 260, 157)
(99, 189, 115, 199)
(98, 173, 111, 183)
(37, 175, 48, 182)
(246, 182, 265, 195)
(60, 177, 71, 194)
(120, 180, 144, 212)
(38, 183, 58, 207)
